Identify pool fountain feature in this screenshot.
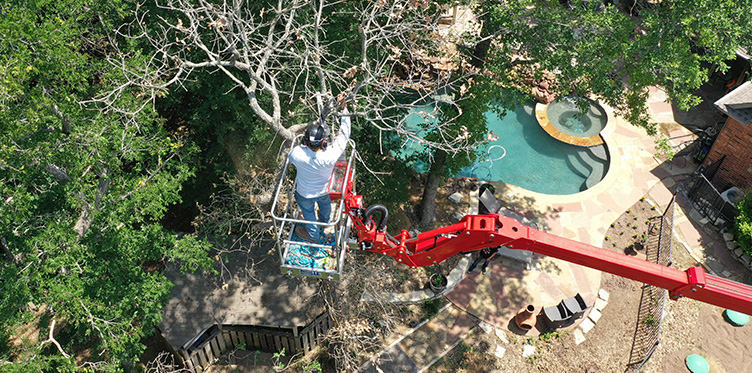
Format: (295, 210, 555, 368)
(535, 96, 608, 147)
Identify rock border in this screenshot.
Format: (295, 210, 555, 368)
(361, 254, 471, 304)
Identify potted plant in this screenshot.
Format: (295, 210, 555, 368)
(428, 273, 448, 294)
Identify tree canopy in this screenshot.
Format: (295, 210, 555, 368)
(1, 1, 212, 370)
(479, 0, 752, 135)
(2, 0, 752, 370)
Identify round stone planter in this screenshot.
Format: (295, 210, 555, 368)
(428, 273, 448, 294)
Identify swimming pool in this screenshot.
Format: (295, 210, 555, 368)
(396, 101, 610, 195)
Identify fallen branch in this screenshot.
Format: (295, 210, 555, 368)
(41, 318, 70, 359)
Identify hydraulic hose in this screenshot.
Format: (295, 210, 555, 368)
(364, 204, 388, 233)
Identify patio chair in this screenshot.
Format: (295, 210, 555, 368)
(541, 302, 573, 329)
(562, 293, 590, 320)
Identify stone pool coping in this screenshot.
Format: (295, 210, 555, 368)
(535, 102, 605, 147)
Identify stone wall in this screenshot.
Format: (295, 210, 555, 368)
(703, 117, 752, 192)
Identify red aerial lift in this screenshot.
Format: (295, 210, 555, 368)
(272, 135, 752, 315)
(340, 177, 752, 316)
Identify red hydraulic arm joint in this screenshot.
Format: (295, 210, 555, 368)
(344, 191, 752, 314)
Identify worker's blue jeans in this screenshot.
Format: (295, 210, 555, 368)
(295, 191, 331, 243)
(468, 257, 491, 273)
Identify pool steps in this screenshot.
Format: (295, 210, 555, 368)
(582, 145, 610, 190)
(566, 153, 592, 179)
(565, 145, 609, 191)
(535, 100, 610, 191)
(584, 159, 606, 189)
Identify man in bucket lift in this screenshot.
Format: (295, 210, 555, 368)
(289, 98, 351, 243)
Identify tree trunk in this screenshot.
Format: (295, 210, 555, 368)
(418, 149, 448, 227)
(471, 36, 491, 69)
(470, 7, 492, 69)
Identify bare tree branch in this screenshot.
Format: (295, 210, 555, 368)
(40, 318, 70, 359)
(1, 236, 14, 263)
(44, 164, 71, 182)
(144, 351, 190, 372)
(91, 0, 485, 154)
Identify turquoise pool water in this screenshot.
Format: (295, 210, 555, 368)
(547, 96, 608, 138)
(397, 102, 608, 195)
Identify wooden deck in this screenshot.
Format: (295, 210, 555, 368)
(179, 313, 332, 372)
(158, 240, 324, 357)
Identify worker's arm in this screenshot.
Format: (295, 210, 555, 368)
(328, 108, 351, 155)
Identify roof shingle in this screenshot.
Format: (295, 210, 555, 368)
(715, 81, 752, 125)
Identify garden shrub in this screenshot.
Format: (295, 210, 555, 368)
(734, 191, 752, 255)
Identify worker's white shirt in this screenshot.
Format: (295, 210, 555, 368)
(289, 109, 351, 198)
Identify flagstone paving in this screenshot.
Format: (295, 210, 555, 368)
(361, 85, 747, 372)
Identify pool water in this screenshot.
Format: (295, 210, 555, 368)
(547, 96, 608, 138)
(396, 101, 609, 195)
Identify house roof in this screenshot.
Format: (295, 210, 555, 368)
(715, 81, 752, 125)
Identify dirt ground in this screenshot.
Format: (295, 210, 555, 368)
(383, 176, 476, 293)
(428, 196, 752, 373)
(172, 179, 752, 372)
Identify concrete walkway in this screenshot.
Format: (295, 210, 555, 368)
(362, 81, 750, 372)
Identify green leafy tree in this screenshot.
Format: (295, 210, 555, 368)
(351, 123, 413, 211)
(477, 0, 752, 136)
(734, 191, 752, 256)
(0, 1, 212, 370)
(414, 80, 496, 226)
(156, 73, 279, 231)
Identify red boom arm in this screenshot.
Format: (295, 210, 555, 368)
(345, 194, 752, 315)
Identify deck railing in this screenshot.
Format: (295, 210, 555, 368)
(177, 312, 331, 372)
(688, 173, 738, 228)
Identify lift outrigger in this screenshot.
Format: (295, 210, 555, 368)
(271, 137, 752, 315)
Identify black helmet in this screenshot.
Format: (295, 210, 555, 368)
(303, 121, 327, 150)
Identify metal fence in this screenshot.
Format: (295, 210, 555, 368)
(625, 193, 675, 372)
(178, 312, 331, 372)
(687, 173, 739, 228)
(701, 155, 725, 182)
